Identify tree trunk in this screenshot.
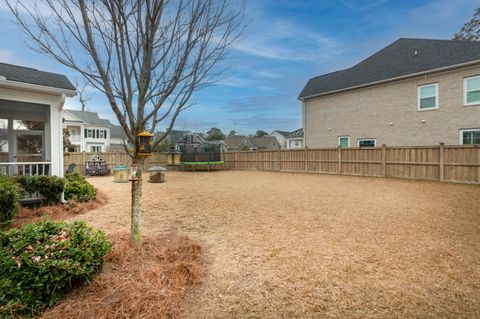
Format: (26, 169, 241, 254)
(131, 158, 144, 246)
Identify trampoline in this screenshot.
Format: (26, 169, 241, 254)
(180, 143, 225, 171)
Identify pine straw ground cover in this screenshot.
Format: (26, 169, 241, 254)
(79, 171, 480, 319)
(41, 233, 204, 319)
(12, 191, 107, 229)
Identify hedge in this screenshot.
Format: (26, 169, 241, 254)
(0, 220, 111, 318)
(64, 173, 96, 202)
(0, 177, 21, 229)
(15, 175, 65, 205)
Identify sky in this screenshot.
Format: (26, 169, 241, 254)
(0, 0, 478, 135)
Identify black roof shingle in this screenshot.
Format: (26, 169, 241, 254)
(0, 62, 75, 91)
(299, 38, 480, 99)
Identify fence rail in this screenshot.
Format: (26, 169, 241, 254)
(224, 144, 480, 184)
(64, 152, 167, 175)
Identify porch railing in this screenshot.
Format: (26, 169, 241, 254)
(0, 162, 52, 177)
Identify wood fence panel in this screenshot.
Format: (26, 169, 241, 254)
(226, 144, 480, 184)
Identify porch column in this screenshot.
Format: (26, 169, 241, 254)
(50, 94, 65, 177)
(7, 118, 14, 163)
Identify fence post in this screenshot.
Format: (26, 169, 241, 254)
(382, 144, 387, 177)
(236, 152, 239, 169)
(278, 149, 281, 171)
(304, 148, 308, 172)
(439, 142, 445, 182)
(338, 147, 342, 174)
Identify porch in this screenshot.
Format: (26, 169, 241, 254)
(0, 99, 61, 177)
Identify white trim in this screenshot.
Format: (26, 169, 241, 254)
(417, 82, 439, 111)
(357, 138, 377, 147)
(463, 75, 480, 106)
(338, 135, 350, 147)
(0, 79, 76, 97)
(299, 59, 480, 101)
(459, 128, 480, 145)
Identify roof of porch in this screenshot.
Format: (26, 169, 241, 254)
(0, 62, 75, 91)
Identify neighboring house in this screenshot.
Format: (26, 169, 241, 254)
(270, 130, 290, 148)
(250, 136, 280, 150)
(166, 129, 206, 151)
(224, 135, 255, 151)
(63, 109, 114, 152)
(224, 135, 281, 151)
(286, 129, 304, 149)
(207, 139, 227, 153)
(0, 62, 76, 177)
(298, 38, 480, 148)
(109, 125, 128, 151)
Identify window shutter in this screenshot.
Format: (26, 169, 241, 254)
(84, 129, 87, 137)
(96, 130, 98, 138)
(104, 130, 107, 138)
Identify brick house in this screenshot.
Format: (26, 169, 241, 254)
(298, 38, 480, 148)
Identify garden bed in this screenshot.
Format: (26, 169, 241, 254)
(42, 233, 204, 319)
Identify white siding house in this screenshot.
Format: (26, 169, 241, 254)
(0, 62, 76, 177)
(63, 109, 126, 152)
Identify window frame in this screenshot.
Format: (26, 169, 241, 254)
(90, 145, 103, 153)
(86, 129, 94, 138)
(417, 83, 439, 111)
(338, 136, 350, 148)
(463, 75, 480, 106)
(357, 138, 377, 147)
(459, 128, 480, 145)
(98, 130, 105, 139)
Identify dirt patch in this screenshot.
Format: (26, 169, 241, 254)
(13, 191, 107, 228)
(42, 232, 204, 319)
(80, 171, 480, 318)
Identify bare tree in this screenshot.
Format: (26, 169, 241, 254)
(5, 0, 244, 245)
(75, 80, 91, 112)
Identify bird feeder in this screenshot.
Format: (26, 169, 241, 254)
(147, 166, 167, 183)
(166, 146, 181, 166)
(137, 131, 153, 157)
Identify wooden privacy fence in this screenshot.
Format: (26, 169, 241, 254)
(224, 144, 480, 184)
(64, 152, 167, 175)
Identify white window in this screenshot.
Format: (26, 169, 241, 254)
(294, 141, 301, 147)
(86, 129, 94, 138)
(417, 83, 438, 110)
(98, 130, 105, 139)
(90, 145, 102, 153)
(460, 129, 480, 145)
(357, 139, 376, 147)
(338, 136, 350, 148)
(464, 76, 480, 105)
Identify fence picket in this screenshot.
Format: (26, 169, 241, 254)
(225, 144, 480, 184)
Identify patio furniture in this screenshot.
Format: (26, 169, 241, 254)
(65, 163, 76, 174)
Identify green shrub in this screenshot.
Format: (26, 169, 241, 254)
(64, 173, 96, 202)
(0, 220, 111, 318)
(0, 177, 20, 229)
(15, 176, 65, 205)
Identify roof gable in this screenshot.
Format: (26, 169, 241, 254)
(299, 38, 480, 99)
(64, 110, 112, 126)
(0, 62, 76, 91)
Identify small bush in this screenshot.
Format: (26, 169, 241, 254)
(0, 177, 20, 229)
(64, 173, 96, 202)
(0, 219, 111, 318)
(15, 176, 65, 205)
